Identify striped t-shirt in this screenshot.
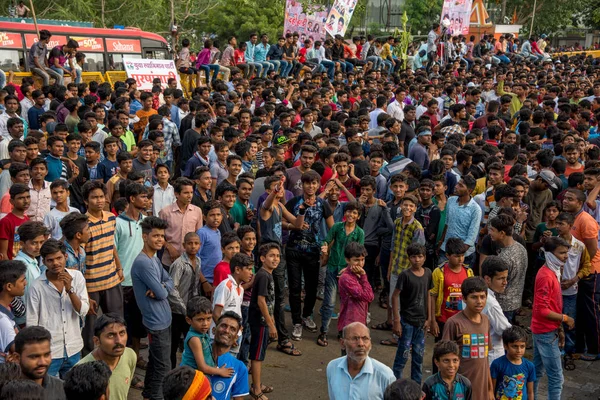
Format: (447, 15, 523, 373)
(84, 211, 120, 293)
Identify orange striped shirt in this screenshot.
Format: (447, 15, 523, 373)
(84, 211, 121, 292)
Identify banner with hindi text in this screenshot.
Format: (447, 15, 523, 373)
(123, 57, 181, 91)
(284, 0, 329, 43)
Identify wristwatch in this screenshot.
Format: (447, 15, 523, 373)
(67, 287, 75, 295)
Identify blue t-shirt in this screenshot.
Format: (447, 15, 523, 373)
(210, 351, 249, 400)
(98, 158, 119, 183)
(197, 226, 222, 283)
(45, 154, 63, 182)
(490, 355, 536, 400)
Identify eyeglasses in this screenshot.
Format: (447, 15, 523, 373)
(345, 336, 371, 343)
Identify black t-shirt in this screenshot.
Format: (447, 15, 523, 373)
(69, 155, 89, 212)
(249, 268, 275, 326)
(396, 267, 433, 326)
(398, 120, 415, 155)
(479, 233, 526, 256)
(351, 159, 371, 179)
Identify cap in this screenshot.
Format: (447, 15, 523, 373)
(540, 34, 547, 39)
(275, 135, 289, 145)
(46, 121, 58, 135)
(537, 170, 558, 189)
(466, 82, 478, 88)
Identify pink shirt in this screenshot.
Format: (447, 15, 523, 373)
(195, 48, 212, 67)
(158, 202, 203, 266)
(337, 269, 374, 332)
(27, 181, 52, 222)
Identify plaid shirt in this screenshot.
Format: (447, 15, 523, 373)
(390, 216, 425, 275)
(162, 117, 181, 162)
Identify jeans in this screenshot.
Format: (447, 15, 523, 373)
(563, 294, 577, 355)
(337, 60, 354, 73)
(287, 248, 320, 325)
(48, 351, 80, 378)
(247, 62, 263, 77)
(144, 327, 171, 400)
(366, 56, 382, 70)
(379, 247, 391, 296)
(533, 330, 563, 400)
(392, 320, 425, 382)
(279, 60, 292, 77)
(170, 313, 189, 369)
(50, 65, 81, 84)
(575, 273, 600, 355)
(83, 284, 124, 354)
(256, 61, 272, 78)
(31, 67, 63, 86)
(198, 64, 220, 84)
(267, 60, 281, 74)
(320, 60, 335, 81)
(364, 244, 380, 289)
(272, 249, 290, 344)
(320, 269, 338, 334)
(495, 54, 510, 64)
(382, 59, 393, 72)
(237, 305, 251, 365)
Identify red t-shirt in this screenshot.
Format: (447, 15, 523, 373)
(439, 264, 469, 323)
(213, 261, 231, 287)
(338, 176, 358, 201)
(0, 213, 29, 259)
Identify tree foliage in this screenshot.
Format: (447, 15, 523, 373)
(402, 0, 443, 35)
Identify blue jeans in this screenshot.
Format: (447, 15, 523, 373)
(320, 269, 338, 334)
(279, 60, 292, 77)
(382, 59, 393, 72)
(50, 65, 81, 84)
(267, 60, 281, 74)
(337, 60, 354, 73)
(198, 64, 220, 84)
(563, 294, 577, 354)
(367, 56, 382, 70)
(144, 327, 171, 400)
(48, 351, 80, 378)
(320, 60, 335, 81)
(533, 330, 563, 400)
(392, 320, 425, 382)
(247, 62, 263, 77)
(256, 61, 272, 78)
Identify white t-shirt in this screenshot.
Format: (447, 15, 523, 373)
(43, 207, 80, 239)
(210, 275, 244, 340)
(0, 312, 16, 362)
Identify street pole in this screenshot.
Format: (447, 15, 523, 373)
(529, 0, 537, 35)
(28, 0, 39, 38)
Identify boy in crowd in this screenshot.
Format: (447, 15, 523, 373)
(490, 326, 535, 400)
(481, 256, 512, 363)
(249, 243, 280, 399)
(98, 136, 120, 183)
(0, 260, 26, 361)
(43, 180, 79, 240)
(106, 151, 133, 208)
(15, 221, 47, 299)
(422, 341, 472, 400)
(198, 200, 224, 285)
(442, 276, 493, 400)
(337, 243, 374, 350)
(0, 183, 30, 260)
(319, 201, 364, 347)
(416, 179, 441, 270)
(332, 152, 360, 201)
(391, 243, 432, 382)
(60, 212, 89, 274)
(180, 295, 233, 378)
(213, 232, 242, 286)
(429, 238, 473, 372)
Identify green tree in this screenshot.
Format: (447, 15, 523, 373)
(402, 0, 443, 35)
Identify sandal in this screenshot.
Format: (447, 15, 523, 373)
(260, 385, 274, 394)
(580, 353, 600, 361)
(564, 354, 576, 371)
(131, 376, 145, 390)
(371, 321, 393, 331)
(378, 293, 388, 309)
(317, 332, 328, 347)
(277, 340, 302, 356)
(380, 338, 398, 346)
(136, 358, 148, 370)
(250, 391, 268, 400)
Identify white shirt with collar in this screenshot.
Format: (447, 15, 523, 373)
(387, 99, 404, 122)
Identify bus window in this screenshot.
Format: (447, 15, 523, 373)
(109, 53, 141, 71)
(82, 52, 105, 73)
(0, 49, 24, 72)
(144, 49, 168, 60)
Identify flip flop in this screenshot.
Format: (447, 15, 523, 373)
(371, 321, 393, 331)
(580, 353, 600, 361)
(317, 332, 328, 347)
(380, 338, 398, 346)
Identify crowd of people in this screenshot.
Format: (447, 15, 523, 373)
(0, 21, 597, 400)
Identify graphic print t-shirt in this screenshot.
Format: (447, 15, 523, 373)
(490, 355, 536, 400)
(439, 266, 468, 323)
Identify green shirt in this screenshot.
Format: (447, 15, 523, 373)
(324, 222, 364, 273)
(77, 347, 137, 400)
(230, 198, 250, 226)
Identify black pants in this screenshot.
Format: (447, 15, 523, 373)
(426, 51, 437, 72)
(524, 243, 543, 303)
(170, 313, 189, 369)
(272, 247, 290, 344)
(83, 284, 124, 354)
(144, 327, 171, 400)
(431, 320, 445, 373)
(287, 248, 319, 325)
(575, 273, 600, 355)
(364, 244, 381, 289)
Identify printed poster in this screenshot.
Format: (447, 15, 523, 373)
(284, 0, 329, 43)
(440, 0, 473, 36)
(324, 0, 358, 37)
(123, 57, 181, 91)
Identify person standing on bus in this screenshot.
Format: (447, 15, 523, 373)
(49, 39, 81, 85)
(28, 30, 63, 86)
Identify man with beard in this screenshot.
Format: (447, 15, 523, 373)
(77, 313, 136, 399)
(209, 311, 249, 400)
(326, 322, 394, 400)
(14, 325, 66, 399)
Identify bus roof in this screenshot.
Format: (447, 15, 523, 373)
(0, 21, 167, 44)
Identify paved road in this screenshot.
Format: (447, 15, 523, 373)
(128, 298, 600, 400)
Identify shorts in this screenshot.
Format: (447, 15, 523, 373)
(249, 323, 269, 361)
(123, 286, 147, 339)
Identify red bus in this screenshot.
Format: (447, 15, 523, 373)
(0, 21, 169, 73)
